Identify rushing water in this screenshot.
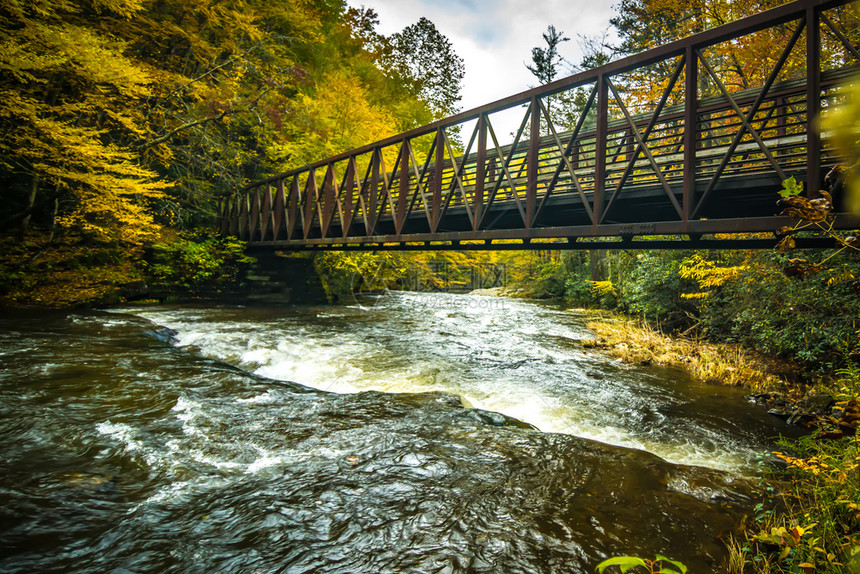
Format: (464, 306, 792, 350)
(0, 293, 801, 573)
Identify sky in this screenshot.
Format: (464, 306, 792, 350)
(346, 0, 619, 136)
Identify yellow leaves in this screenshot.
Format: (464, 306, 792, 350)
(752, 522, 817, 562)
(0, 36, 66, 82)
(0, 1, 174, 246)
(679, 253, 748, 299)
(821, 79, 860, 215)
(0, 91, 168, 245)
(0, 0, 80, 21)
(680, 254, 749, 287)
(827, 268, 856, 287)
(284, 69, 398, 168)
(680, 291, 709, 300)
(88, 0, 146, 18)
(0, 12, 154, 97)
(775, 451, 829, 475)
(44, 23, 153, 97)
(586, 280, 617, 296)
(773, 450, 855, 488)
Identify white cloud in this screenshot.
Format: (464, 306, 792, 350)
(349, 1, 617, 105)
(347, 0, 617, 138)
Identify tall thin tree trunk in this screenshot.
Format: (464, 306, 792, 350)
(590, 249, 606, 281)
(19, 173, 40, 236)
(47, 197, 59, 243)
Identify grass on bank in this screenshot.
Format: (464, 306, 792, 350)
(582, 313, 788, 393)
(726, 434, 860, 572)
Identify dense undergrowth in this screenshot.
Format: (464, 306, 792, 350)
(0, 230, 255, 306)
(516, 248, 860, 375)
(722, 365, 860, 573)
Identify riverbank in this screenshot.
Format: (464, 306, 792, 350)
(577, 308, 860, 573)
(580, 312, 793, 394)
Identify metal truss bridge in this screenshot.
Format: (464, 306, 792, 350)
(220, 0, 860, 251)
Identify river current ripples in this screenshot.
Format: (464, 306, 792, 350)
(0, 293, 801, 572)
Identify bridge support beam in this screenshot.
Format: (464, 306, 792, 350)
(594, 75, 608, 229)
(806, 5, 821, 196)
(683, 47, 697, 228)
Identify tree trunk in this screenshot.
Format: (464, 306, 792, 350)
(19, 173, 40, 236)
(47, 196, 59, 243)
(590, 249, 606, 281)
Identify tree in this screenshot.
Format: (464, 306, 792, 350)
(0, 0, 441, 242)
(0, 0, 449, 305)
(526, 25, 570, 86)
(524, 25, 571, 131)
(0, 0, 168, 244)
(384, 17, 465, 118)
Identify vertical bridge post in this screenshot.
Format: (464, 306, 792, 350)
(594, 74, 608, 230)
(683, 47, 698, 228)
(474, 114, 487, 231)
(806, 4, 821, 197)
(527, 96, 540, 230)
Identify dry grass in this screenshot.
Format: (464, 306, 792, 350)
(582, 314, 788, 393)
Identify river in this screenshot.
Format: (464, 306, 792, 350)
(0, 292, 801, 572)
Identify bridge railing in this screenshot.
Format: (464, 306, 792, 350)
(221, 0, 860, 249)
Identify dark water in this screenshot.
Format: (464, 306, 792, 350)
(0, 294, 800, 572)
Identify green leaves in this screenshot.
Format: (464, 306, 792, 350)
(779, 176, 804, 199)
(652, 555, 688, 574)
(145, 231, 254, 295)
(595, 554, 687, 574)
(596, 556, 647, 573)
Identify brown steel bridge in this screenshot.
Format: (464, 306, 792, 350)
(220, 0, 860, 251)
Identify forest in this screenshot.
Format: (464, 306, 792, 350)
(2, 0, 860, 572)
(0, 0, 461, 304)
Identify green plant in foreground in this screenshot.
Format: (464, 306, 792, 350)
(595, 554, 687, 574)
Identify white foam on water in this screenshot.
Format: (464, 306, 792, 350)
(96, 421, 143, 453)
(172, 395, 206, 436)
(246, 454, 285, 474)
(236, 391, 277, 404)
(117, 301, 771, 473)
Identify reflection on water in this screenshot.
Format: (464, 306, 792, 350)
(0, 297, 797, 572)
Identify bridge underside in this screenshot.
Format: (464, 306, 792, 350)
(245, 216, 860, 251)
(223, 0, 860, 251)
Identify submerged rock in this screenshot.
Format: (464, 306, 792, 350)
(143, 326, 179, 345)
(749, 391, 841, 429)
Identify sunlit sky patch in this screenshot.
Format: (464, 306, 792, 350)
(346, 0, 619, 116)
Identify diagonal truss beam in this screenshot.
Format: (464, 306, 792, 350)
(606, 78, 683, 220)
(536, 85, 598, 223)
(484, 106, 531, 226)
(602, 56, 686, 222)
(821, 12, 860, 61)
(693, 20, 803, 217)
(534, 96, 595, 225)
(405, 137, 435, 228)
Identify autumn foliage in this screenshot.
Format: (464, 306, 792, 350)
(0, 0, 449, 304)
